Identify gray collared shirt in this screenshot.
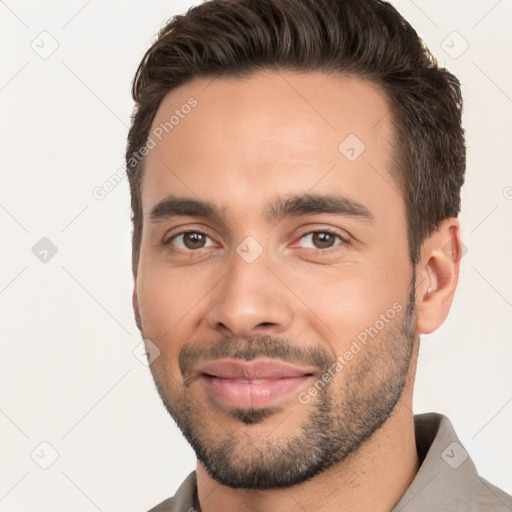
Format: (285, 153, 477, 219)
(147, 413, 512, 511)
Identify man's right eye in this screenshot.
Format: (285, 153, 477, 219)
(166, 231, 216, 250)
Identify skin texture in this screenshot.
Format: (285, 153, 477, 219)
(133, 71, 461, 512)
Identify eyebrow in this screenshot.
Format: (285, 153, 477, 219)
(149, 193, 374, 224)
(150, 196, 220, 222)
(265, 194, 374, 224)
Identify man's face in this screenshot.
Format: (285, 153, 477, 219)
(134, 71, 417, 488)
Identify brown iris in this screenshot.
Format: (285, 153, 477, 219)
(183, 232, 207, 249)
(311, 232, 336, 249)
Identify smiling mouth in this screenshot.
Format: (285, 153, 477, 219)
(200, 374, 314, 409)
(196, 358, 316, 409)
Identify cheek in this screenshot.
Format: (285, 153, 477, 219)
(136, 267, 196, 382)
(136, 257, 216, 340)
(277, 258, 410, 349)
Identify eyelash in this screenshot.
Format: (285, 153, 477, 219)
(295, 229, 349, 253)
(163, 229, 349, 253)
(163, 230, 214, 250)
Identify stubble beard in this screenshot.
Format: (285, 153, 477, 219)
(147, 281, 417, 489)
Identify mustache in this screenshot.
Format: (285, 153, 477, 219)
(179, 334, 337, 383)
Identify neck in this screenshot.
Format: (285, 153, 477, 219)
(195, 395, 419, 512)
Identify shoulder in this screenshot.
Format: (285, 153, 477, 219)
(472, 476, 512, 511)
(145, 471, 197, 512)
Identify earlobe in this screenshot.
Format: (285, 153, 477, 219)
(415, 218, 462, 335)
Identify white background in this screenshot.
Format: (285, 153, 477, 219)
(0, 1, 511, 510)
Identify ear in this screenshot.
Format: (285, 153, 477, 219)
(132, 285, 143, 333)
(415, 218, 462, 335)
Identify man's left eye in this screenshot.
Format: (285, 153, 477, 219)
(298, 231, 346, 250)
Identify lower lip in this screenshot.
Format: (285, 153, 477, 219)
(201, 375, 312, 409)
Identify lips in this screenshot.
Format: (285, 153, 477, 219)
(197, 359, 315, 410)
(197, 359, 314, 380)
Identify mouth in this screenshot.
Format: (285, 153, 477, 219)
(196, 359, 316, 409)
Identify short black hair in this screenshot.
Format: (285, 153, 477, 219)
(126, 0, 466, 274)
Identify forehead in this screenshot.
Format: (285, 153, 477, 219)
(141, 70, 399, 222)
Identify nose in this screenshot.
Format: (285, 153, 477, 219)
(204, 252, 295, 338)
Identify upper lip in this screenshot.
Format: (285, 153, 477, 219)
(196, 359, 315, 380)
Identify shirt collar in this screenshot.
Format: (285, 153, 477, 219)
(392, 412, 510, 511)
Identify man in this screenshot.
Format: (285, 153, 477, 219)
(126, 0, 512, 510)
